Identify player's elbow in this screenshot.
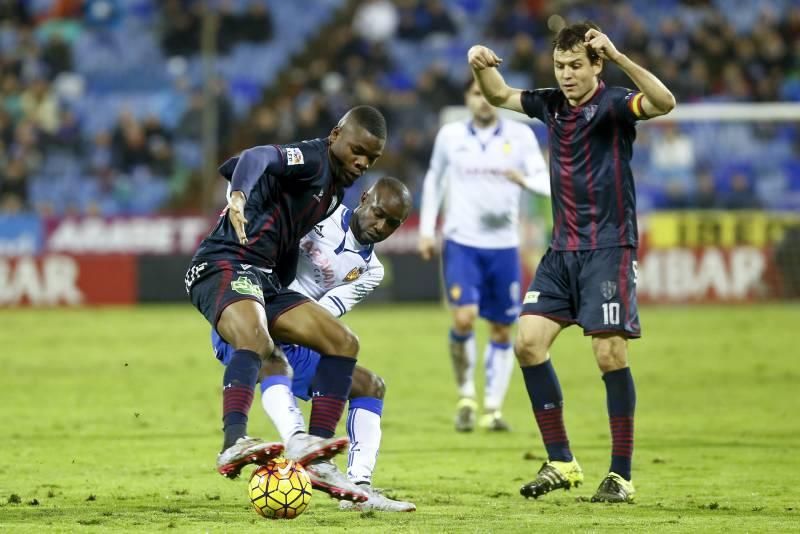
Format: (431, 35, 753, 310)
(655, 93, 677, 115)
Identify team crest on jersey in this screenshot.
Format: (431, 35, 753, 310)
(600, 280, 617, 300)
(343, 266, 366, 282)
(449, 284, 462, 301)
(286, 147, 304, 166)
(582, 105, 598, 122)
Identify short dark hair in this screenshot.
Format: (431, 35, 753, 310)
(345, 105, 387, 140)
(553, 21, 602, 64)
(372, 176, 412, 210)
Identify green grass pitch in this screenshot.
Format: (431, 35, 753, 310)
(1, 303, 798, 532)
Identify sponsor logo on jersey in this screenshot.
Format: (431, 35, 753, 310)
(240, 264, 251, 270)
(286, 147, 304, 166)
(312, 224, 324, 237)
(449, 284, 462, 301)
(523, 291, 540, 304)
(231, 276, 263, 298)
(502, 141, 512, 155)
(312, 188, 324, 202)
(600, 280, 617, 300)
(343, 266, 365, 282)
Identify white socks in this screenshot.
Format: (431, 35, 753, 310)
(261, 379, 305, 443)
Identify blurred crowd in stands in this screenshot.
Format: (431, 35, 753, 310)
(0, 0, 798, 217)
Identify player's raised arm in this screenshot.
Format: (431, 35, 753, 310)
(468, 45, 525, 113)
(584, 29, 676, 118)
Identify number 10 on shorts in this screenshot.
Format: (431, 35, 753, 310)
(602, 302, 620, 325)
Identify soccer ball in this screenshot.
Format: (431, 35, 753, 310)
(248, 458, 312, 519)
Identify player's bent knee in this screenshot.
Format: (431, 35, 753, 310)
(332, 325, 360, 357)
(592, 335, 628, 372)
(367, 374, 386, 399)
(514, 330, 549, 366)
(452, 308, 477, 334)
(263, 345, 292, 377)
(219, 320, 274, 358)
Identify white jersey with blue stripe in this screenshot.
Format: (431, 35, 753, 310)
(419, 118, 550, 249)
(289, 205, 384, 317)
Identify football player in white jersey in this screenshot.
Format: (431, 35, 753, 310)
(214, 177, 415, 512)
(418, 78, 550, 432)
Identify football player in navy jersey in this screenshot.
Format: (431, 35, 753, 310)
(468, 21, 675, 503)
(185, 106, 386, 502)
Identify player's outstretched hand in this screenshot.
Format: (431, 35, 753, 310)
(418, 237, 436, 261)
(228, 190, 248, 245)
(468, 45, 503, 70)
(584, 29, 621, 63)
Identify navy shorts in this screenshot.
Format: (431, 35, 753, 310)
(520, 247, 641, 338)
(212, 329, 319, 401)
(442, 239, 521, 325)
(185, 260, 309, 329)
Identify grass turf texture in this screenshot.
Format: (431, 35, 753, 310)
(1, 303, 798, 532)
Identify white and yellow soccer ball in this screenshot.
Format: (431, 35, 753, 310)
(248, 458, 312, 519)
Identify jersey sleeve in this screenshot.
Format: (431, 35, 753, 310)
(518, 125, 551, 196)
(318, 258, 384, 317)
(273, 142, 325, 183)
(418, 127, 450, 239)
(520, 89, 556, 122)
(611, 87, 650, 123)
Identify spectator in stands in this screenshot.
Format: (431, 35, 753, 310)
(0, 154, 27, 212)
(20, 78, 60, 136)
(396, 0, 424, 41)
(239, 2, 273, 43)
(692, 170, 718, 210)
(41, 33, 73, 78)
(419, 0, 457, 37)
(160, 0, 199, 57)
(723, 173, 762, 210)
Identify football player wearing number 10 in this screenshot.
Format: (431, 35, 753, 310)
(469, 21, 675, 503)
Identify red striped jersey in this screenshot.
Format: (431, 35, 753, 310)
(193, 138, 343, 270)
(521, 82, 649, 250)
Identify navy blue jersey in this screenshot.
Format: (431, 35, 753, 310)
(521, 82, 648, 250)
(193, 138, 343, 269)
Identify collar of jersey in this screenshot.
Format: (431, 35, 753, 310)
(467, 120, 503, 151)
(334, 207, 373, 261)
(467, 120, 502, 138)
(563, 80, 606, 115)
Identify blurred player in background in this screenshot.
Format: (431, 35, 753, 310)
(213, 177, 416, 512)
(469, 22, 675, 502)
(185, 106, 386, 502)
(418, 78, 550, 432)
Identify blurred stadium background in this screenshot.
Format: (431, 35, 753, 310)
(0, 0, 798, 306)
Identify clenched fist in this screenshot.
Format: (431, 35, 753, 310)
(468, 45, 503, 70)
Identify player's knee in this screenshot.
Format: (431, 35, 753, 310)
(592, 335, 628, 372)
(331, 325, 360, 357)
(263, 345, 292, 377)
(367, 373, 386, 399)
(514, 329, 548, 366)
(452, 310, 477, 334)
(489, 322, 513, 344)
(223, 322, 274, 359)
